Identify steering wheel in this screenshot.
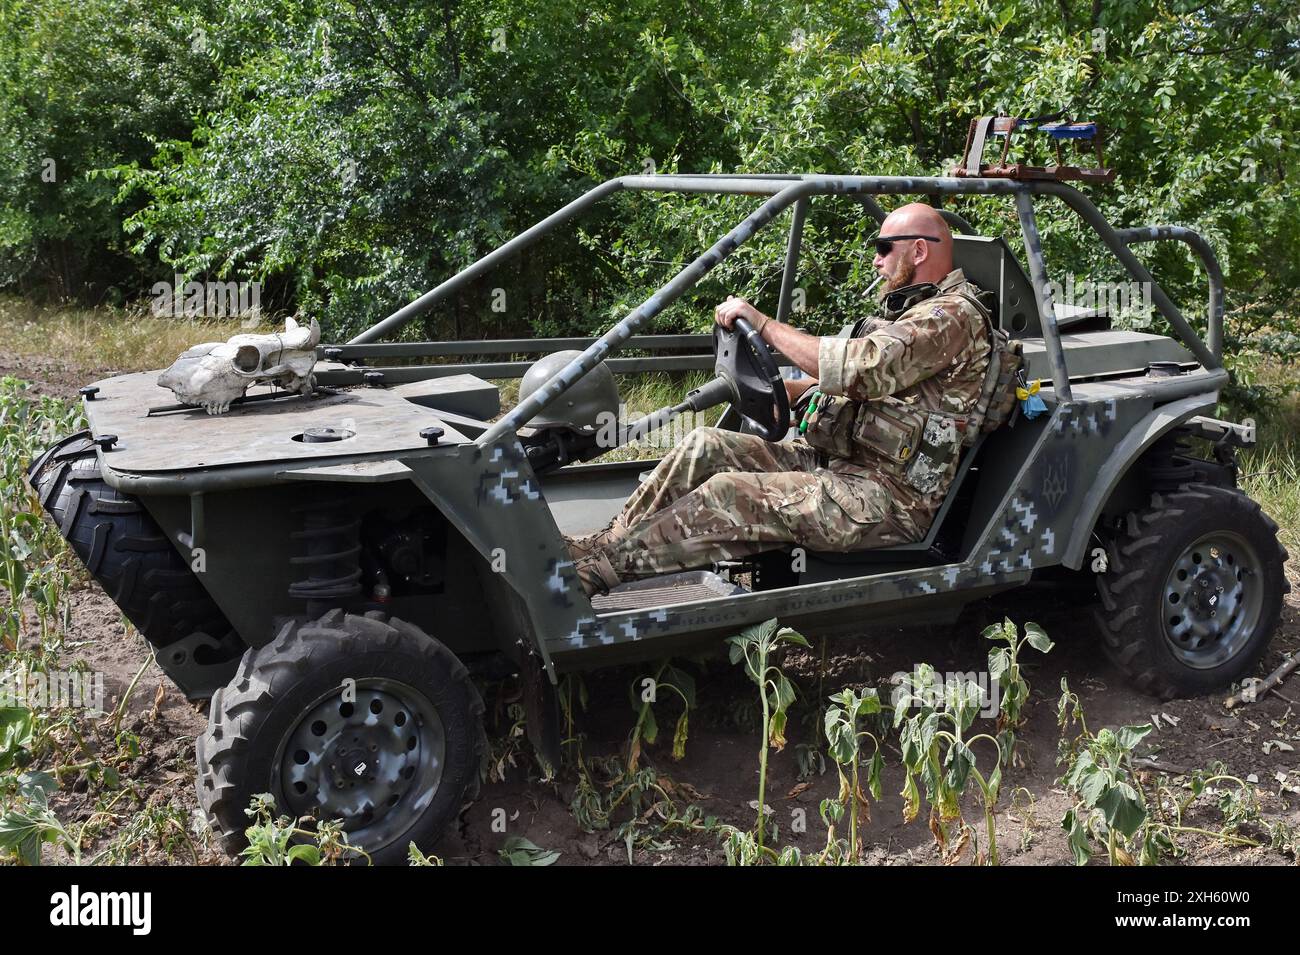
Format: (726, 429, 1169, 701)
(711, 317, 791, 441)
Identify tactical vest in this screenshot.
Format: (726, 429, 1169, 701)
(802, 279, 1023, 496)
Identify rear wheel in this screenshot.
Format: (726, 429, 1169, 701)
(1095, 485, 1288, 698)
(196, 609, 486, 865)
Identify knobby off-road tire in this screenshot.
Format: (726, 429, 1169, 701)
(1095, 485, 1289, 699)
(28, 431, 241, 689)
(196, 609, 487, 865)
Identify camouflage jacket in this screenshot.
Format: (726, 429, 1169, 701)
(801, 268, 993, 502)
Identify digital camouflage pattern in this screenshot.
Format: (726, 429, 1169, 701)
(570, 269, 992, 591)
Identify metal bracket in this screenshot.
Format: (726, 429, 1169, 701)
(954, 116, 1114, 183)
(1181, 415, 1257, 448)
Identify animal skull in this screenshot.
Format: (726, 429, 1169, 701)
(157, 317, 321, 414)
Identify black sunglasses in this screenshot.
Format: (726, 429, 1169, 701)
(874, 234, 941, 257)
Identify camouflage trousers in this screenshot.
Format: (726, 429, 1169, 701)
(576, 427, 934, 585)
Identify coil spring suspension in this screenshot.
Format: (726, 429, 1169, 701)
(1146, 433, 1197, 490)
(288, 496, 362, 615)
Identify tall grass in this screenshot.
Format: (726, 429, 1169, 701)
(1242, 446, 1294, 563)
(0, 377, 84, 651)
(1240, 442, 1300, 572)
(1232, 374, 1300, 581)
(0, 295, 249, 372)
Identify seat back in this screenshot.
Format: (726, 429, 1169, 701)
(804, 432, 990, 566)
(950, 235, 1039, 337)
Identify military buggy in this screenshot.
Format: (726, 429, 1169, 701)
(28, 129, 1288, 861)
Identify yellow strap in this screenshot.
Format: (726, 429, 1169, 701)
(1015, 380, 1041, 401)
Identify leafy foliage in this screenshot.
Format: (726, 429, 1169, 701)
(498, 834, 561, 866)
(240, 792, 370, 865)
(1, 0, 1296, 368)
(894, 623, 1053, 864)
(0, 771, 69, 865)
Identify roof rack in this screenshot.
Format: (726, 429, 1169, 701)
(953, 115, 1115, 183)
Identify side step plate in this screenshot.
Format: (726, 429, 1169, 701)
(591, 570, 746, 613)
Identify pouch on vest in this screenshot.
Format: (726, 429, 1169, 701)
(801, 394, 857, 459)
(903, 412, 965, 495)
(851, 398, 926, 465)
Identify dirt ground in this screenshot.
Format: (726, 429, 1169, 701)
(35, 578, 1300, 867)
(9, 353, 1299, 866)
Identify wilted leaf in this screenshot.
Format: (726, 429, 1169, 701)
(640, 703, 659, 746)
(500, 836, 560, 867)
(286, 844, 321, 866)
(672, 710, 689, 760)
(1062, 809, 1092, 866)
(768, 708, 788, 751)
(1115, 724, 1153, 752)
(987, 762, 1002, 803)
(868, 748, 884, 801)
(1023, 622, 1053, 653)
(945, 739, 975, 791)
(1097, 782, 1147, 838)
(901, 772, 920, 823)
(988, 647, 1010, 682)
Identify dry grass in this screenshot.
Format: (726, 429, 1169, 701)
(0, 295, 250, 372)
(1241, 444, 1299, 566)
(1236, 382, 1300, 567)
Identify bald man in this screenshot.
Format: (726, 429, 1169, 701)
(568, 202, 994, 595)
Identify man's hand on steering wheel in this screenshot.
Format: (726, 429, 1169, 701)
(709, 295, 790, 441)
(714, 295, 771, 334)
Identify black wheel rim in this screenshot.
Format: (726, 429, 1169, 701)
(275, 678, 445, 851)
(1160, 531, 1264, 669)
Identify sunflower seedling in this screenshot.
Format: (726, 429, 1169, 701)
(628, 660, 696, 770)
(727, 618, 809, 856)
(823, 686, 884, 862)
(894, 664, 1005, 864)
(240, 793, 369, 866)
(984, 617, 1053, 767)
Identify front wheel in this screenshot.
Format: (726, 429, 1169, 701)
(196, 609, 486, 865)
(1095, 485, 1289, 699)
